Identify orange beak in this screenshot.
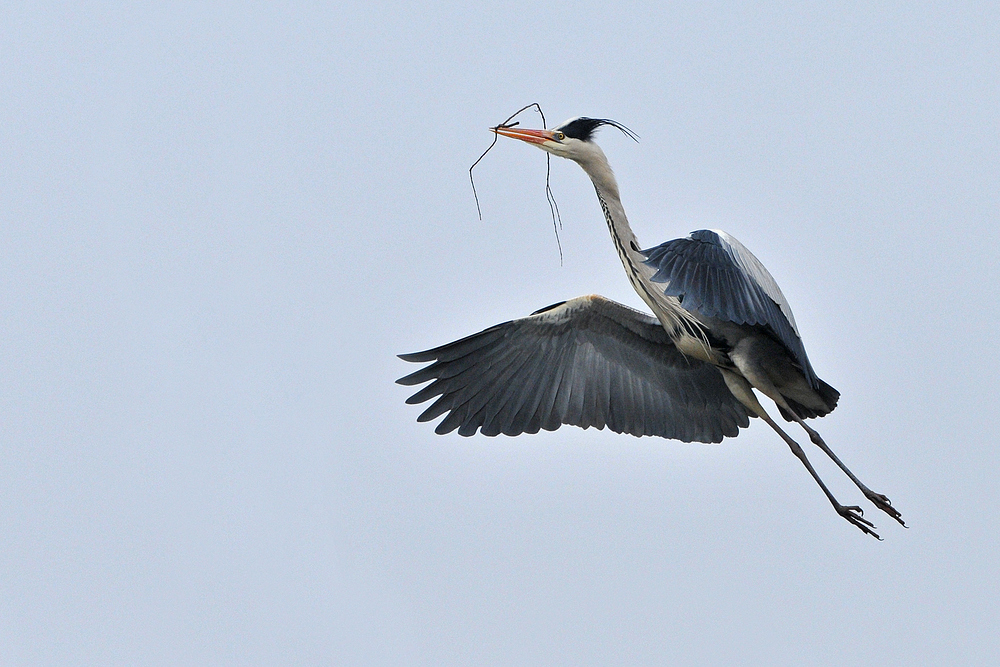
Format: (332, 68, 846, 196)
(492, 126, 556, 145)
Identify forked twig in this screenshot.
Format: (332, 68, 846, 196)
(470, 103, 564, 264)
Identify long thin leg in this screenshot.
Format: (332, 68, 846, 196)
(790, 418, 904, 526)
(720, 370, 881, 539)
(724, 350, 905, 529)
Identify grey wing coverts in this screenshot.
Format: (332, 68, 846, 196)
(397, 295, 751, 444)
(642, 229, 820, 388)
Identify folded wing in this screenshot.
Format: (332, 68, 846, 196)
(643, 229, 818, 388)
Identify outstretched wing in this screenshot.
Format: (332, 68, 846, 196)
(642, 229, 817, 387)
(397, 295, 750, 443)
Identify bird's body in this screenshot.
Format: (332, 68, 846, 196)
(399, 116, 903, 538)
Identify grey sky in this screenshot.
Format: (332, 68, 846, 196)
(2, 2, 998, 664)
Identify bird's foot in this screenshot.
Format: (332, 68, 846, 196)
(864, 491, 906, 527)
(837, 504, 881, 540)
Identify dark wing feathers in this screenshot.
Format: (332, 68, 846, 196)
(643, 229, 818, 387)
(397, 295, 750, 443)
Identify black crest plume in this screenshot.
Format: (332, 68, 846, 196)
(556, 117, 639, 143)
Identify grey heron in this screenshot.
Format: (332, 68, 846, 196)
(397, 117, 903, 538)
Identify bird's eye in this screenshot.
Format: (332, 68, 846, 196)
(553, 131, 565, 141)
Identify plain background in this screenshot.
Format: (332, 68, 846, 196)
(2, 2, 998, 664)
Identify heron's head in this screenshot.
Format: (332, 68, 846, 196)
(493, 117, 637, 164)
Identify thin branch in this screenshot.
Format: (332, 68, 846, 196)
(469, 103, 564, 264)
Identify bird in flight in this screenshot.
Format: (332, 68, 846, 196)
(397, 116, 904, 538)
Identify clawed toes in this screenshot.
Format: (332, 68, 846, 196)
(865, 492, 906, 527)
(841, 505, 872, 525)
(838, 505, 881, 539)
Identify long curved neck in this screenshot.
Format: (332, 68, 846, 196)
(574, 145, 705, 341)
(575, 150, 657, 310)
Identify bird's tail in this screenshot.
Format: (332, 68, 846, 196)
(778, 378, 840, 421)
